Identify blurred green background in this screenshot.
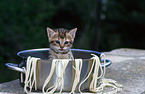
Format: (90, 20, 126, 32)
(0, 0, 145, 83)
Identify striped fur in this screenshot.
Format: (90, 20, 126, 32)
(47, 27, 77, 60)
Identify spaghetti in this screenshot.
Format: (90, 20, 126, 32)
(23, 56, 40, 93)
(23, 54, 122, 94)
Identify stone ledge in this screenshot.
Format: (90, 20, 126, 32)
(105, 48, 145, 57)
(1, 48, 145, 94)
(0, 79, 24, 94)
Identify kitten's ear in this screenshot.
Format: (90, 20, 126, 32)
(47, 27, 55, 38)
(69, 28, 77, 39)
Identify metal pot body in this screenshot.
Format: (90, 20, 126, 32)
(6, 48, 111, 92)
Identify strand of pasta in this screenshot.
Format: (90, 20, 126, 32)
(100, 53, 106, 77)
(55, 59, 69, 93)
(70, 59, 83, 94)
(88, 54, 123, 93)
(42, 59, 70, 94)
(89, 54, 104, 92)
(42, 59, 57, 94)
(94, 78, 123, 93)
(78, 56, 94, 93)
(78, 54, 104, 93)
(24, 56, 40, 93)
(24, 58, 70, 94)
(93, 54, 123, 93)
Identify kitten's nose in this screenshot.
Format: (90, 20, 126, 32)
(60, 47, 64, 51)
(60, 45, 64, 51)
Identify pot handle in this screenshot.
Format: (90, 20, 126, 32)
(5, 63, 25, 73)
(5, 59, 111, 73)
(101, 59, 112, 67)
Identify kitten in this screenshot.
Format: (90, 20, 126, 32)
(47, 27, 77, 60)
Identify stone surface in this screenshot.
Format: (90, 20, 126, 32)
(1, 48, 145, 94)
(104, 48, 145, 94)
(0, 79, 24, 94)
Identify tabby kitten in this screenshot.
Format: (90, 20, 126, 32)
(47, 27, 77, 60)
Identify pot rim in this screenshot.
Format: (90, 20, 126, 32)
(17, 48, 102, 59)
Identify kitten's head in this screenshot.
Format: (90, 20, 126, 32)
(47, 27, 77, 53)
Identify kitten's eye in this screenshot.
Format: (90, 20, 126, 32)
(64, 41, 69, 44)
(55, 40, 60, 44)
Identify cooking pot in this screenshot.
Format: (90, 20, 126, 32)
(6, 48, 111, 92)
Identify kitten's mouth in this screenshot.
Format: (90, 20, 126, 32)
(58, 48, 69, 54)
